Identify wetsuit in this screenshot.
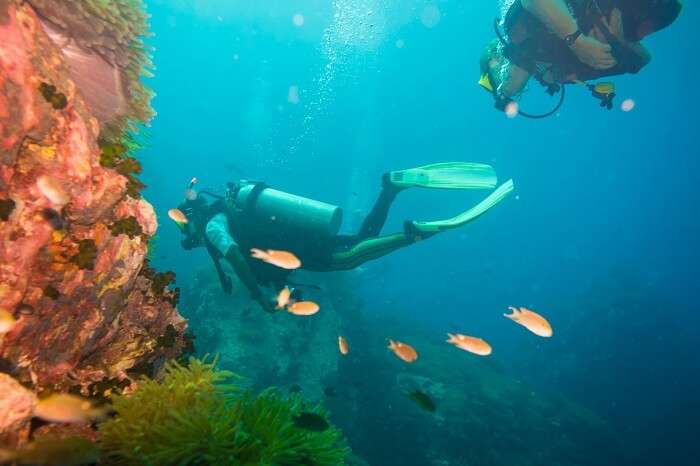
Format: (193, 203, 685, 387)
(502, 0, 649, 84)
(203, 179, 415, 293)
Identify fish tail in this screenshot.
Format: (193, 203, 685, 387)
(250, 248, 264, 258)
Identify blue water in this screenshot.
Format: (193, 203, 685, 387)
(141, 1, 699, 464)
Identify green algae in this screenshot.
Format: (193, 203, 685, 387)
(0, 435, 100, 466)
(109, 216, 143, 239)
(155, 324, 178, 349)
(145, 234, 159, 261)
(42, 285, 60, 300)
(70, 239, 98, 270)
(98, 139, 146, 199)
(0, 198, 15, 221)
(125, 177, 146, 199)
(38, 82, 68, 110)
(99, 358, 350, 466)
(68, 0, 156, 140)
(151, 270, 175, 296)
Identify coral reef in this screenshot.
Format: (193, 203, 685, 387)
(25, 0, 155, 139)
(0, 0, 186, 447)
(100, 358, 350, 465)
(0, 374, 37, 447)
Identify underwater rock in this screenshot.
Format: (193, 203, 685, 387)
(0, 0, 186, 414)
(182, 265, 342, 400)
(0, 373, 37, 437)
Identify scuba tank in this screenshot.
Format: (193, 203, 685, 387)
(229, 180, 343, 243)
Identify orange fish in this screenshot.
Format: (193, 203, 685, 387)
(504, 306, 553, 338)
(388, 340, 418, 363)
(168, 208, 188, 224)
(287, 301, 319, 316)
(338, 336, 349, 355)
(36, 176, 69, 206)
(250, 248, 301, 270)
(446, 333, 492, 356)
(0, 308, 17, 334)
(34, 393, 108, 424)
(276, 287, 291, 310)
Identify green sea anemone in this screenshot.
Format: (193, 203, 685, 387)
(99, 358, 349, 466)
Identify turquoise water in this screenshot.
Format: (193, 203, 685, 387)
(142, 1, 699, 465)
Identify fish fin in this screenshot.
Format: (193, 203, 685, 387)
(250, 248, 265, 259)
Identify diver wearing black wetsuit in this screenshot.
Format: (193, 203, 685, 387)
(479, 0, 682, 113)
(177, 163, 514, 313)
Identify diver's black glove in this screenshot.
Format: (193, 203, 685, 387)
(255, 293, 277, 314)
(494, 93, 513, 112)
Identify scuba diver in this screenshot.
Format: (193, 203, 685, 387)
(479, 0, 682, 117)
(175, 163, 514, 313)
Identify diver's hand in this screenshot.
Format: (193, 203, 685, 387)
(570, 34, 616, 69)
(256, 295, 277, 314)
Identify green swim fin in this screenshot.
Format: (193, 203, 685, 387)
(409, 179, 515, 234)
(389, 162, 498, 190)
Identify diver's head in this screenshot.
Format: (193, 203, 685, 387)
(622, 0, 682, 41)
(178, 196, 209, 250)
(478, 39, 504, 95)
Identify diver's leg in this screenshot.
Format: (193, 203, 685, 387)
(323, 180, 515, 271)
(326, 231, 416, 271)
(356, 174, 402, 240)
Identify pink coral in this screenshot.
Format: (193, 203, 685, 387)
(0, 373, 37, 434)
(0, 1, 186, 403)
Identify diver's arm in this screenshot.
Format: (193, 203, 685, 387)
(521, 0, 578, 38)
(499, 63, 531, 98)
(205, 213, 267, 308)
(627, 42, 651, 70)
(205, 242, 232, 294)
(223, 245, 261, 298)
(224, 245, 274, 312)
(521, 0, 615, 69)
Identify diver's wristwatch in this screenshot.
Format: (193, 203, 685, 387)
(565, 29, 582, 46)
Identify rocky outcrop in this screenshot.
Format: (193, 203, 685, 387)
(0, 0, 186, 444)
(0, 374, 36, 445)
(183, 265, 342, 401)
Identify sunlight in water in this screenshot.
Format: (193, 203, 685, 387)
(290, 0, 387, 156)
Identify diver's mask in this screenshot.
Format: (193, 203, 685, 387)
(177, 197, 208, 250)
(479, 72, 516, 112)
